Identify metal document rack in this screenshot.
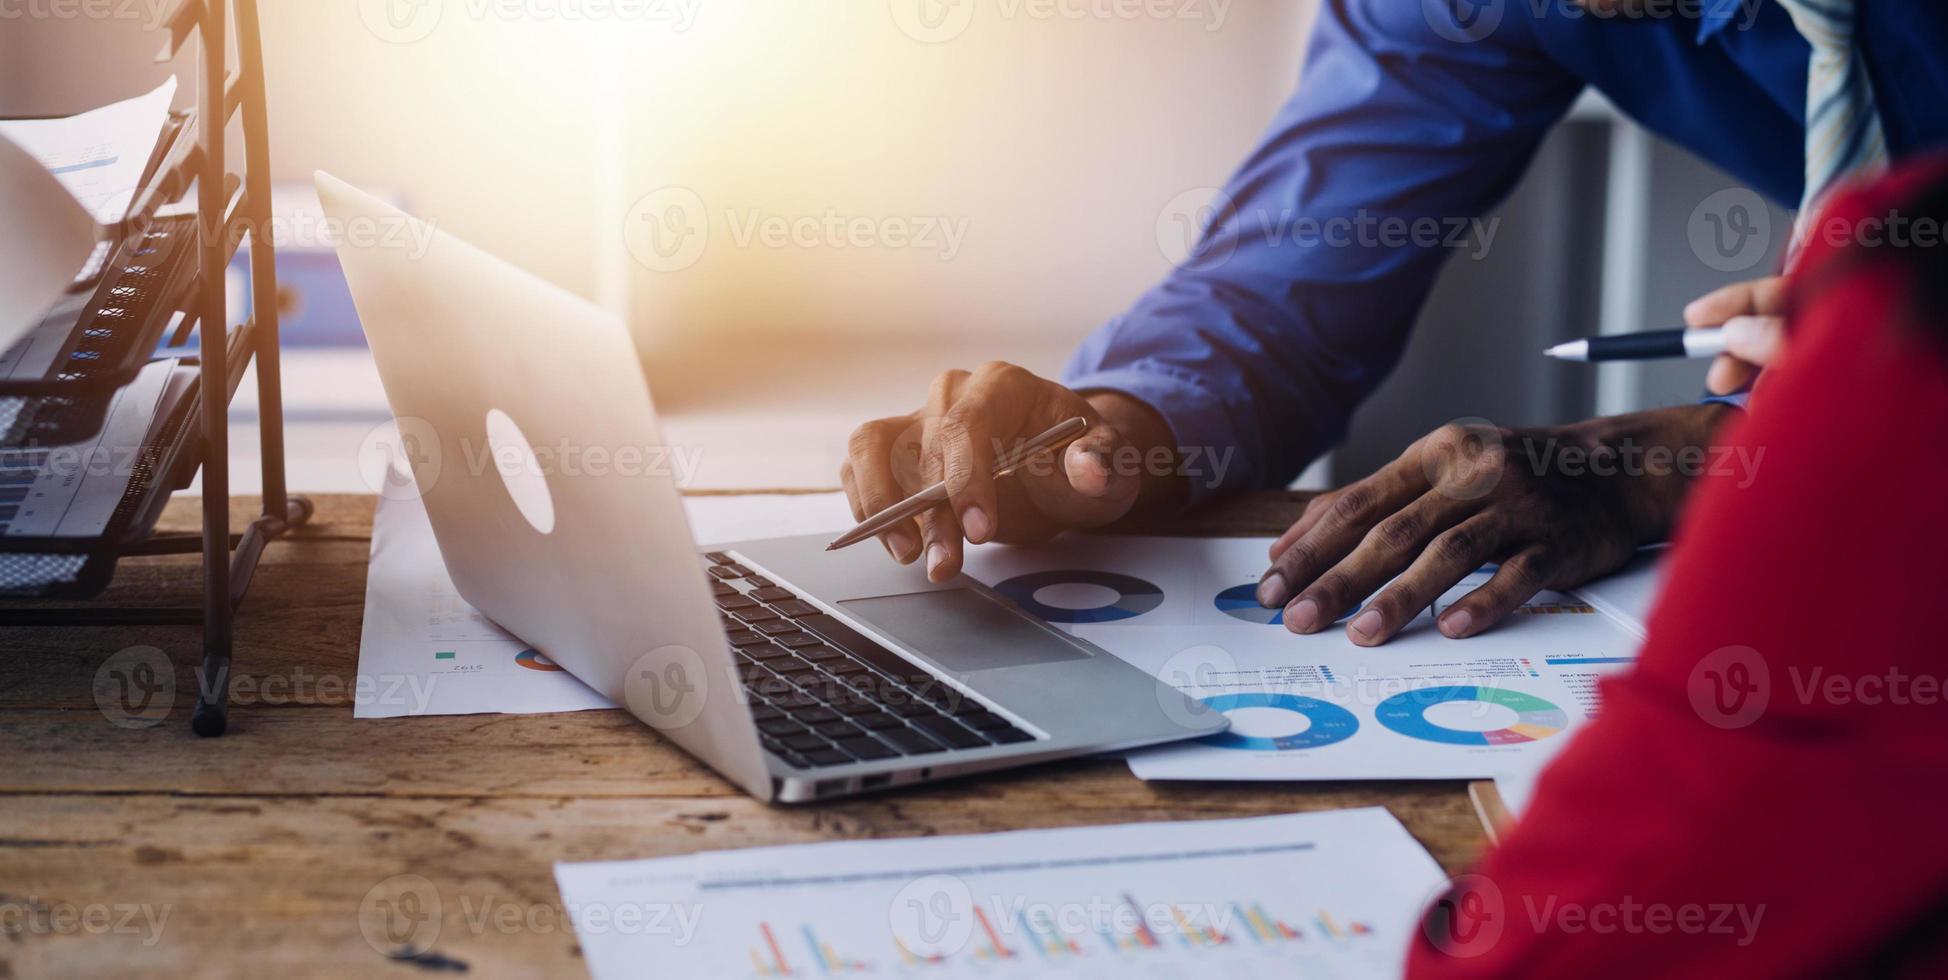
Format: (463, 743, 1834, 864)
(0, 0, 311, 736)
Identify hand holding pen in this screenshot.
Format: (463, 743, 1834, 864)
(1545, 275, 1787, 395)
(838, 364, 1180, 582)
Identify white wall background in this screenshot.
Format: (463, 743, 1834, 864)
(2, 1, 1309, 343)
(1, 2, 620, 301)
(614, 1, 1311, 351)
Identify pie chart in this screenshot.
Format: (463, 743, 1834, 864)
(1197, 692, 1359, 751)
(514, 649, 565, 672)
(994, 570, 1164, 624)
(1374, 686, 1568, 745)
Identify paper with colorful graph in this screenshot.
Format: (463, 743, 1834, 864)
(555, 806, 1447, 980)
(960, 536, 1653, 781)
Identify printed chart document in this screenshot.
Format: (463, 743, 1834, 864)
(0, 78, 177, 225)
(960, 536, 1646, 781)
(1470, 549, 1665, 820)
(1573, 547, 1667, 638)
(354, 491, 612, 718)
(554, 807, 1447, 980)
(354, 491, 854, 718)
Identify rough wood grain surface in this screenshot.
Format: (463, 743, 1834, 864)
(0, 493, 1482, 979)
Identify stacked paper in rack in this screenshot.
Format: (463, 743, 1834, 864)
(0, 79, 179, 351)
(0, 133, 95, 350)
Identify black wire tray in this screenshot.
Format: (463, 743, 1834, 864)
(0, 360, 203, 598)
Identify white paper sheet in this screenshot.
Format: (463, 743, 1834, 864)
(1492, 764, 1545, 822)
(958, 536, 1644, 781)
(554, 807, 1447, 980)
(0, 78, 177, 225)
(353, 491, 853, 718)
(0, 134, 95, 352)
(1573, 547, 1668, 638)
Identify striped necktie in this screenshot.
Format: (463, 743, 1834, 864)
(1773, 0, 1889, 222)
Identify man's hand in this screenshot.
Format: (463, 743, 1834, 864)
(841, 363, 1181, 583)
(1685, 276, 1788, 395)
(1256, 405, 1732, 645)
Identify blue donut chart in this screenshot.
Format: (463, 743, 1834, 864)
(994, 570, 1165, 624)
(1197, 692, 1360, 751)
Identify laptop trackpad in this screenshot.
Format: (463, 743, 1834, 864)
(839, 589, 1090, 673)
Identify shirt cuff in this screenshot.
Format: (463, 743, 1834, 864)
(1699, 389, 1751, 410)
(1063, 365, 1245, 506)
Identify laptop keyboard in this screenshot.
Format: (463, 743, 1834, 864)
(703, 551, 1038, 770)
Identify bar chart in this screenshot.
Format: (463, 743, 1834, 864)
(557, 810, 1446, 979)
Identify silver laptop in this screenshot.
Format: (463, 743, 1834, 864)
(317, 172, 1224, 803)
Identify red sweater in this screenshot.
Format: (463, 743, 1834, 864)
(1406, 160, 1948, 977)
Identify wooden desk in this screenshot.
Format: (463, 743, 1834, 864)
(0, 493, 1484, 979)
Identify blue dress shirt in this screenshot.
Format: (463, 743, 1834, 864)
(1063, 0, 1948, 497)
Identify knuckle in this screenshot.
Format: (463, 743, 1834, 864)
(927, 369, 970, 405)
(1370, 512, 1423, 553)
(933, 410, 973, 446)
(973, 360, 1027, 384)
(1276, 540, 1322, 575)
(1313, 570, 1354, 605)
(937, 404, 988, 450)
(847, 418, 900, 457)
(940, 446, 979, 494)
(857, 483, 897, 511)
(918, 445, 947, 482)
(1431, 423, 1470, 449)
(1329, 487, 1372, 524)
(1456, 430, 1501, 463)
(844, 426, 875, 459)
(1431, 423, 1502, 462)
(1434, 527, 1479, 565)
(1502, 552, 1551, 588)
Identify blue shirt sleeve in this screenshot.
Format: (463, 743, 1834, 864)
(1064, 0, 1584, 499)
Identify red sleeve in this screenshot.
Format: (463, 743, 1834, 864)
(1407, 159, 1948, 979)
